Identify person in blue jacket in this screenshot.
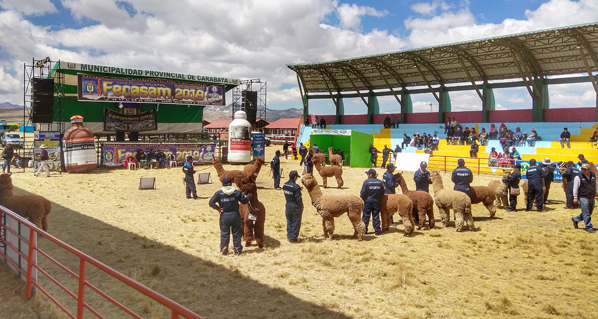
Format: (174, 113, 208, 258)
(452, 158, 473, 197)
(502, 163, 522, 211)
(360, 169, 385, 235)
(283, 170, 303, 243)
(182, 155, 198, 199)
(383, 163, 398, 224)
(562, 161, 580, 209)
(525, 158, 547, 212)
(271, 150, 281, 189)
(209, 177, 251, 255)
(414, 161, 432, 192)
(305, 148, 314, 174)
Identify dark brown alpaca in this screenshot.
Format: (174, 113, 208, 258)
(243, 157, 265, 181)
(239, 177, 266, 248)
(0, 174, 51, 232)
(213, 158, 244, 187)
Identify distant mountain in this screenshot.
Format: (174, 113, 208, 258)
(203, 105, 303, 123)
(0, 102, 23, 109)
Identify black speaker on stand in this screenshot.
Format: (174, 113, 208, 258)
(242, 90, 258, 124)
(31, 79, 54, 123)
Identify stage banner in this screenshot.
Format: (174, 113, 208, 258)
(310, 129, 351, 136)
(104, 108, 158, 132)
(78, 74, 225, 105)
(102, 143, 216, 167)
(393, 153, 430, 172)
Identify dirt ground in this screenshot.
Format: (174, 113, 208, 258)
(1, 145, 597, 319)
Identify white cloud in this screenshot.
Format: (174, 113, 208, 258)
(336, 3, 388, 30)
(410, 1, 451, 16)
(0, 0, 56, 16)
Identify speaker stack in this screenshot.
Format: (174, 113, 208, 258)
(242, 90, 258, 124)
(32, 78, 54, 123)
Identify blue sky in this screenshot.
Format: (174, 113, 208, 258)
(1, 0, 597, 115)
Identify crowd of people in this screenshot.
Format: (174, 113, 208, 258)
(124, 149, 175, 169)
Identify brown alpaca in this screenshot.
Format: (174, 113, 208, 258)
(243, 157, 264, 181)
(470, 186, 497, 218)
(311, 156, 344, 188)
(393, 172, 435, 230)
(0, 174, 51, 232)
(379, 194, 415, 236)
(238, 177, 266, 248)
(559, 165, 567, 194)
(312, 153, 326, 169)
(488, 170, 510, 209)
(300, 173, 365, 241)
(213, 158, 244, 187)
(328, 147, 343, 168)
(429, 171, 474, 231)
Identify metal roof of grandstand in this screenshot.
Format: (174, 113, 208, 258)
(287, 22, 598, 93)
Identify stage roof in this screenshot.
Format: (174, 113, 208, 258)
(287, 22, 598, 94)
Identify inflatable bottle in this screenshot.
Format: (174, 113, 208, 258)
(63, 115, 97, 172)
(228, 111, 252, 164)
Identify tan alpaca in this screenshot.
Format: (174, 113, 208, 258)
(393, 172, 435, 230)
(488, 170, 510, 209)
(429, 171, 474, 231)
(311, 156, 344, 189)
(213, 158, 244, 187)
(300, 173, 365, 241)
(328, 147, 343, 168)
(243, 157, 264, 181)
(0, 174, 51, 232)
(379, 194, 415, 236)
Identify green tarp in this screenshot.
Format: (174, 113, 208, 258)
(310, 129, 373, 168)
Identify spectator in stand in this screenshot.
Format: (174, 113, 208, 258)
(299, 143, 307, 166)
(446, 126, 455, 145)
(527, 129, 538, 147)
(571, 163, 598, 233)
(402, 134, 411, 149)
(560, 128, 571, 148)
(499, 123, 507, 137)
(513, 127, 523, 146)
(454, 127, 463, 145)
(422, 132, 429, 146)
(283, 141, 290, 159)
(445, 117, 450, 134)
(392, 114, 400, 128)
(488, 147, 499, 167)
(424, 140, 434, 154)
(147, 149, 159, 168)
(511, 147, 521, 160)
(590, 130, 598, 143)
(411, 134, 417, 147)
(489, 123, 498, 139)
(393, 145, 402, 161)
(432, 134, 439, 151)
(521, 132, 528, 147)
(135, 149, 147, 167)
(578, 154, 587, 166)
(384, 115, 391, 129)
(462, 127, 470, 145)
(468, 128, 478, 144)
(414, 133, 422, 148)
(470, 139, 479, 158)
(313, 116, 318, 128)
(479, 128, 488, 146)
(450, 117, 457, 131)
(320, 117, 326, 129)
(156, 150, 168, 168)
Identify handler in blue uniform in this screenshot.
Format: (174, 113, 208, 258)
(182, 155, 198, 199)
(283, 170, 303, 242)
(525, 158, 546, 212)
(271, 150, 281, 189)
(381, 145, 393, 169)
(503, 163, 522, 211)
(209, 177, 251, 255)
(305, 149, 314, 174)
(562, 161, 580, 209)
(383, 163, 398, 224)
(360, 169, 385, 235)
(414, 161, 432, 192)
(452, 158, 473, 197)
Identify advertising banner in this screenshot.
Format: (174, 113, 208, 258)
(78, 74, 225, 105)
(310, 129, 351, 136)
(102, 143, 216, 167)
(33, 131, 61, 160)
(251, 132, 265, 158)
(393, 153, 430, 172)
(229, 126, 251, 151)
(104, 108, 158, 132)
(517, 160, 563, 182)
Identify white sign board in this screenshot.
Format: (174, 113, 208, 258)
(393, 153, 430, 172)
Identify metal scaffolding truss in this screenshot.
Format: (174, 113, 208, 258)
(231, 79, 267, 121)
(288, 22, 598, 99)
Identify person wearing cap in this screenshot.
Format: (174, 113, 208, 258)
(527, 129, 538, 147)
(525, 159, 547, 212)
(402, 134, 411, 149)
(360, 169, 385, 235)
(383, 163, 398, 194)
(209, 176, 252, 254)
(578, 154, 586, 166)
(34, 144, 51, 177)
(182, 155, 198, 199)
(452, 159, 473, 197)
(369, 144, 379, 168)
(571, 163, 598, 233)
(299, 143, 308, 166)
(271, 150, 281, 190)
(414, 161, 432, 192)
(502, 163, 522, 212)
(562, 161, 580, 209)
(543, 161, 556, 204)
(559, 128, 571, 148)
(312, 143, 321, 154)
(381, 145, 392, 169)
(283, 170, 303, 243)
(2, 144, 14, 174)
(393, 144, 402, 161)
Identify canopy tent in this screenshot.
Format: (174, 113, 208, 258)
(309, 129, 373, 168)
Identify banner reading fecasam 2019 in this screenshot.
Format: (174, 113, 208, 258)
(77, 74, 225, 105)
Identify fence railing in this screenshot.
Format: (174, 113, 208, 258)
(427, 155, 514, 175)
(0, 207, 204, 319)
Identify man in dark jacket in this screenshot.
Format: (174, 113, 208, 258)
(305, 149, 314, 174)
(393, 145, 402, 161)
(182, 155, 198, 199)
(312, 143, 321, 154)
(381, 145, 392, 169)
(414, 161, 432, 192)
(542, 160, 556, 204)
(299, 143, 308, 166)
(2, 144, 14, 174)
(283, 170, 303, 242)
(320, 117, 326, 129)
(383, 163, 398, 194)
(271, 150, 281, 189)
(572, 163, 598, 233)
(470, 139, 479, 158)
(503, 163, 522, 212)
(283, 141, 289, 159)
(525, 158, 546, 212)
(209, 177, 252, 255)
(369, 144, 379, 168)
(562, 161, 580, 209)
(560, 127, 571, 148)
(452, 158, 473, 197)
(360, 169, 385, 235)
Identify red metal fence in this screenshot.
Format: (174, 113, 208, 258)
(0, 207, 204, 319)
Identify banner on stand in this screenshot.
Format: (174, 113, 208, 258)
(104, 108, 157, 132)
(102, 143, 216, 166)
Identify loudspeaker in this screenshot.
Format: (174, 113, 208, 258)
(129, 132, 139, 141)
(32, 79, 54, 123)
(139, 177, 156, 190)
(242, 90, 258, 124)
